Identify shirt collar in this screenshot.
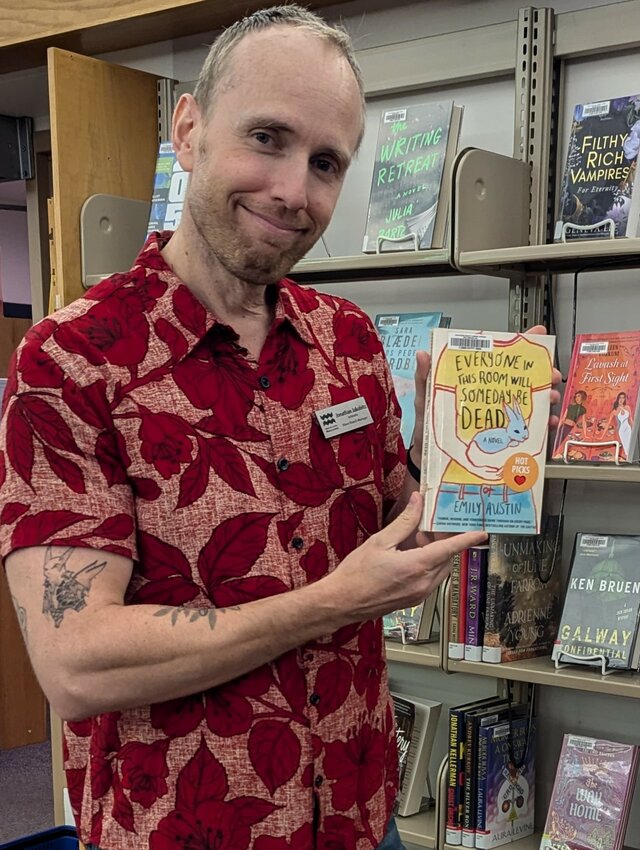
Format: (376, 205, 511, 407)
(134, 232, 315, 362)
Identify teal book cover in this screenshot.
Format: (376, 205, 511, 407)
(375, 311, 443, 449)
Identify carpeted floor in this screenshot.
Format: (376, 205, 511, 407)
(0, 740, 54, 844)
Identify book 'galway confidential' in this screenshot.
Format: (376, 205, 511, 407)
(420, 329, 555, 535)
(552, 533, 640, 671)
(362, 101, 462, 252)
(540, 734, 639, 850)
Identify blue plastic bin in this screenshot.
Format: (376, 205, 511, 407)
(0, 827, 78, 850)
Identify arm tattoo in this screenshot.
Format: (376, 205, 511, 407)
(11, 594, 29, 645)
(42, 546, 107, 628)
(154, 605, 240, 630)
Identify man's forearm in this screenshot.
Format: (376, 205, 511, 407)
(37, 582, 351, 721)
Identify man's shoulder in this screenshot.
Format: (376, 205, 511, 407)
(281, 277, 374, 325)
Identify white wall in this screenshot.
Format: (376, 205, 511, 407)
(0, 208, 30, 311)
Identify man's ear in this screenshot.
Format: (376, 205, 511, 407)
(172, 93, 202, 172)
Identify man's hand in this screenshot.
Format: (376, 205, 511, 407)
(528, 324, 562, 427)
(328, 492, 487, 621)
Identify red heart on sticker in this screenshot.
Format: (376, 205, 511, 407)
(514, 475, 526, 485)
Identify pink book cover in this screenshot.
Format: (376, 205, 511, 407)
(540, 734, 639, 850)
(552, 331, 640, 463)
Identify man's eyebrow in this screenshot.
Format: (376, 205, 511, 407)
(239, 115, 353, 170)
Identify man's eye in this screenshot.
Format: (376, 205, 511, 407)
(253, 132, 273, 145)
(314, 157, 337, 174)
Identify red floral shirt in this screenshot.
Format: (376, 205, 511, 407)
(0, 233, 406, 850)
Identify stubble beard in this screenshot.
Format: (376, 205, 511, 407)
(188, 187, 314, 287)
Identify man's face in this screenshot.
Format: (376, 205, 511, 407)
(182, 28, 363, 286)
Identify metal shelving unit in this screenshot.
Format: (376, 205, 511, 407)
(397, 809, 438, 849)
(447, 656, 640, 700)
(545, 462, 640, 483)
(385, 641, 441, 667)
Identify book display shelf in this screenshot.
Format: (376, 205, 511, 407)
(4, 1, 640, 848)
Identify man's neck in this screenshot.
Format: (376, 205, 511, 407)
(161, 224, 275, 360)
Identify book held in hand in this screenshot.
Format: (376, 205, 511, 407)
(555, 95, 640, 241)
(482, 516, 563, 663)
(420, 329, 556, 535)
(362, 101, 463, 253)
(540, 734, 639, 850)
(551, 330, 640, 463)
(391, 692, 442, 817)
(552, 533, 640, 671)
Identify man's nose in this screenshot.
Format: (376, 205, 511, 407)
(270, 156, 310, 212)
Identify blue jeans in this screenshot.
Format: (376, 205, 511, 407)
(377, 817, 406, 850)
(87, 819, 405, 850)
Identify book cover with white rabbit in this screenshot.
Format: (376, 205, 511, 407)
(421, 329, 556, 534)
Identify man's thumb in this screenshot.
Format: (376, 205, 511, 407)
(377, 491, 423, 549)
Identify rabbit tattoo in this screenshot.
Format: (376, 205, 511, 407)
(472, 399, 528, 454)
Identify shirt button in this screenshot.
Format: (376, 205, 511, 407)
(259, 375, 270, 389)
(314, 774, 324, 787)
(277, 457, 289, 472)
(291, 536, 304, 550)
(309, 693, 320, 706)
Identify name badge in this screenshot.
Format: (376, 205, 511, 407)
(315, 397, 373, 438)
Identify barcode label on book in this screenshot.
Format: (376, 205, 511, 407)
(567, 735, 596, 750)
(580, 341, 609, 355)
(580, 535, 608, 549)
(384, 109, 407, 123)
(448, 334, 493, 351)
(377, 315, 400, 328)
(581, 100, 611, 118)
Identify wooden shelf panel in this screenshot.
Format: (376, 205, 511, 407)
(448, 656, 640, 699)
(458, 238, 640, 274)
(545, 462, 640, 483)
(385, 641, 440, 668)
(0, 0, 352, 73)
(290, 249, 455, 284)
(397, 808, 437, 848)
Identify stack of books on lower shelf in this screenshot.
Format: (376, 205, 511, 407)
(447, 526, 640, 677)
(446, 696, 535, 848)
(447, 518, 563, 666)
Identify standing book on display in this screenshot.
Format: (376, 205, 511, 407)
(382, 593, 438, 643)
(362, 101, 463, 253)
(391, 692, 442, 817)
(420, 329, 556, 535)
(146, 141, 188, 234)
(552, 533, 640, 671)
(375, 311, 446, 449)
(476, 714, 536, 848)
(482, 516, 563, 663)
(540, 734, 639, 850)
(555, 95, 640, 241)
(551, 330, 640, 463)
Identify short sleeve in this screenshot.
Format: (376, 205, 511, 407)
(0, 330, 137, 564)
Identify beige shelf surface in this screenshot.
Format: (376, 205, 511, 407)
(448, 655, 640, 699)
(290, 249, 454, 284)
(545, 462, 640, 483)
(444, 833, 540, 850)
(385, 641, 441, 668)
(397, 808, 437, 848)
(458, 238, 640, 275)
